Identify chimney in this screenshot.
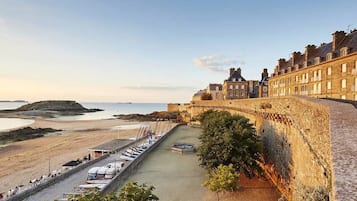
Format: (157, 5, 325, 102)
(237, 68, 241, 75)
(278, 58, 287, 70)
(292, 51, 303, 66)
(305, 45, 318, 62)
(332, 31, 346, 51)
(229, 68, 235, 76)
(261, 68, 268, 80)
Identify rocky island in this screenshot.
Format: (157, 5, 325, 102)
(0, 100, 102, 118)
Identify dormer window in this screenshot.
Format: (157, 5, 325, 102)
(232, 78, 236, 82)
(238, 78, 241, 82)
(326, 52, 333, 61)
(314, 57, 320, 65)
(340, 47, 348, 57)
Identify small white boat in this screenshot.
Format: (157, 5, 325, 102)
(96, 167, 108, 179)
(78, 183, 106, 190)
(120, 155, 135, 161)
(87, 167, 101, 180)
(106, 161, 125, 171)
(86, 179, 111, 184)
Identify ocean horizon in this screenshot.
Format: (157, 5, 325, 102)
(0, 101, 168, 130)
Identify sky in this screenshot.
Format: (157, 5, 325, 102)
(1, 0, 357, 103)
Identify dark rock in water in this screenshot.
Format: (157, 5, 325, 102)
(0, 127, 61, 144)
(114, 111, 180, 121)
(15, 100, 101, 112)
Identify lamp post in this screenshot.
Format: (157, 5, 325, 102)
(48, 158, 51, 175)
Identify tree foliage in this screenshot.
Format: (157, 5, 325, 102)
(198, 110, 263, 178)
(118, 181, 159, 201)
(67, 181, 158, 201)
(201, 93, 213, 100)
(203, 164, 239, 201)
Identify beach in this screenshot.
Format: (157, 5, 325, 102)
(0, 118, 162, 194)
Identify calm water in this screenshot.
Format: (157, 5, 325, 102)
(0, 101, 27, 110)
(0, 118, 34, 132)
(0, 102, 166, 130)
(116, 126, 208, 201)
(52, 102, 167, 121)
(0, 102, 32, 132)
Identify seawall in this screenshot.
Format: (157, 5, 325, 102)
(174, 96, 356, 201)
(101, 124, 180, 194)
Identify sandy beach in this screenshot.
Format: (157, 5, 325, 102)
(0, 118, 166, 194)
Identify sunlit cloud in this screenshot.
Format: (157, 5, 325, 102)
(193, 54, 245, 73)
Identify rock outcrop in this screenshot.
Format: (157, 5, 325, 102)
(15, 100, 100, 112)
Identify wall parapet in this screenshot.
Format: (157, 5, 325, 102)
(176, 96, 356, 201)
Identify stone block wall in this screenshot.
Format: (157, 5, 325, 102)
(175, 96, 355, 201)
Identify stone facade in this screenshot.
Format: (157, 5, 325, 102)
(258, 68, 269, 97)
(173, 96, 357, 201)
(192, 89, 206, 101)
(269, 30, 357, 101)
(223, 68, 249, 99)
(206, 83, 223, 100)
(167, 103, 180, 112)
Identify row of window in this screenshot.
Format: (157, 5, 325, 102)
(229, 92, 247, 97)
(272, 78, 357, 96)
(229, 85, 245, 90)
(271, 61, 357, 88)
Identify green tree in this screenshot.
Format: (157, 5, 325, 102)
(198, 110, 263, 178)
(68, 189, 104, 201)
(67, 182, 158, 201)
(118, 181, 159, 201)
(203, 164, 240, 201)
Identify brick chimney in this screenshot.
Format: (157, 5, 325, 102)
(261, 68, 268, 80)
(229, 68, 235, 76)
(305, 45, 318, 62)
(292, 51, 303, 66)
(278, 58, 287, 70)
(332, 31, 346, 51)
(237, 68, 241, 75)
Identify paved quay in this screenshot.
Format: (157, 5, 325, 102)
(24, 148, 124, 201)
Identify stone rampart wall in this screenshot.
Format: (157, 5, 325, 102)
(178, 96, 339, 201)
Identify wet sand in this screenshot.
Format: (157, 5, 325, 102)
(0, 118, 158, 193)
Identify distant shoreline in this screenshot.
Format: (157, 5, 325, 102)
(0, 100, 27, 103)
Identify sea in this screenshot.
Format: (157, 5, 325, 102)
(0, 102, 167, 131)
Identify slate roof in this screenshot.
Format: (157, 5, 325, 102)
(208, 84, 222, 91)
(226, 70, 246, 82)
(274, 30, 357, 74)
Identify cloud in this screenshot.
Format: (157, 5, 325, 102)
(193, 54, 245, 72)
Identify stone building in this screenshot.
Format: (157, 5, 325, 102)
(248, 80, 259, 98)
(258, 68, 269, 97)
(222, 68, 249, 99)
(269, 30, 357, 100)
(192, 89, 207, 101)
(206, 83, 223, 100)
